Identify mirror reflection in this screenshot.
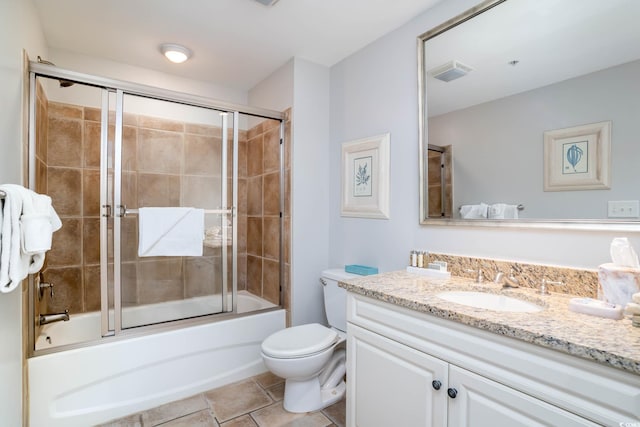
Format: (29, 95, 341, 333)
(419, 0, 640, 224)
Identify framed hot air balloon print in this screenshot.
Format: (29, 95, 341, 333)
(543, 121, 611, 191)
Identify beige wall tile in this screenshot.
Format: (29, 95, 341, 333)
(184, 134, 222, 176)
(247, 176, 262, 216)
(83, 169, 101, 217)
(237, 178, 247, 216)
(247, 256, 262, 296)
(83, 218, 100, 265)
(247, 121, 264, 140)
(122, 172, 138, 209)
(42, 267, 83, 314)
(139, 115, 184, 132)
(83, 107, 100, 122)
(121, 262, 138, 305)
(48, 117, 82, 167)
(184, 257, 221, 298)
(237, 215, 247, 253)
(263, 127, 280, 173)
(284, 168, 291, 217)
(262, 259, 280, 305)
(238, 138, 247, 178)
(121, 217, 138, 262)
(84, 121, 101, 168)
(262, 217, 279, 261)
(48, 167, 82, 216)
(247, 217, 262, 257)
(185, 123, 219, 136)
(48, 102, 83, 119)
(247, 135, 263, 177)
(137, 259, 184, 304)
(182, 175, 221, 208)
(138, 129, 183, 174)
(284, 217, 290, 264)
(83, 265, 101, 312)
(237, 254, 247, 291)
(137, 173, 181, 207)
(36, 99, 48, 162)
(122, 125, 138, 172)
(36, 159, 47, 194)
(263, 172, 280, 216)
(48, 218, 82, 267)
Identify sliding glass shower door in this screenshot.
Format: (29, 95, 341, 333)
(104, 91, 238, 332)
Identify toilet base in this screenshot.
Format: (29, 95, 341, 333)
(283, 378, 346, 413)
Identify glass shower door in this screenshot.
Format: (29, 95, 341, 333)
(109, 91, 236, 330)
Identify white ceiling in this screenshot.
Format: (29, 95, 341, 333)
(33, 0, 442, 91)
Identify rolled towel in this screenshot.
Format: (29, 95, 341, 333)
(460, 203, 488, 219)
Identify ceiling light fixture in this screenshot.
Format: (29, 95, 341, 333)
(160, 43, 192, 64)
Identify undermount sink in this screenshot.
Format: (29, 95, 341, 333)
(437, 291, 543, 313)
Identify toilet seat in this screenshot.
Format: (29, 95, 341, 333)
(261, 323, 338, 359)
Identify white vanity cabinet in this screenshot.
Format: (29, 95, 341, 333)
(346, 293, 640, 427)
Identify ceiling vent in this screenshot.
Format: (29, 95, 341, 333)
(428, 60, 473, 82)
(253, 0, 280, 6)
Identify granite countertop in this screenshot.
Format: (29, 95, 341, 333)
(339, 270, 640, 375)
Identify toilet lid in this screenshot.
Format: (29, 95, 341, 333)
(262, 323, 338, 358)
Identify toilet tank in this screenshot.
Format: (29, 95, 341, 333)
(321, 269, 359, 332)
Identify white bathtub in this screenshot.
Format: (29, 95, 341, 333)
(35, 291, 276, 350)
(28, 292, 285, 427)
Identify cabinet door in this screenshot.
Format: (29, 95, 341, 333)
(447, 365, 600, 427)
(347, 323, 448, 427)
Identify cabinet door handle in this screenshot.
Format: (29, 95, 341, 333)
(432, 380, 441, 390)
(447, 388, 458, 398)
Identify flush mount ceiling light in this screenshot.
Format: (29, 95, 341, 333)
(160, 43, 192, 64)
(253, 0, 280, 6)
(428, 60, 473, 82)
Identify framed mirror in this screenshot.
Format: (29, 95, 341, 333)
(418, 0, 640, 230)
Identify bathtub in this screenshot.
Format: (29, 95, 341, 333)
(28, 291, 285, 427)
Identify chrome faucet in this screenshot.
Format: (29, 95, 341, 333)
(539, 278, 564, 295)
(39, 309, 69, 325)
(465, 268, 484, 283)
(497, 268, 520, 289)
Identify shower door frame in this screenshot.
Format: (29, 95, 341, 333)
(27, 61, 285, 353)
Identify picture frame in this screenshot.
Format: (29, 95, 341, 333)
(341, 133, 390, 219)
(543, 121, 611, 191)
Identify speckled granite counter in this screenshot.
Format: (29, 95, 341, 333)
(339, 270, 640, 375)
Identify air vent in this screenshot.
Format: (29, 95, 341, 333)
(428, 60, 473, 82)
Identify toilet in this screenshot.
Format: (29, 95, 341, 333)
(261, 268, 357, 413)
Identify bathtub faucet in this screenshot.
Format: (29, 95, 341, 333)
(39, 309, 69, 325)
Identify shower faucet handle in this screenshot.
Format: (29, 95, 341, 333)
(37, 272, 54, 300)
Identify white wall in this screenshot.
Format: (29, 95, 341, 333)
(0, 0, 48, 424)
(250, 58, 332, 326)
(430, 59, 640, 219)
(329, 0, 640, 273)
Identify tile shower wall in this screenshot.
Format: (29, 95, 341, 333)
(38, 99, 291, 317)
(244, 111, 292, 322)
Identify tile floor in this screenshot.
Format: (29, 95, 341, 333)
(98, 372, 345, 427)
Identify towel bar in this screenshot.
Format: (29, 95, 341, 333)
(458, 203, 524, 212)
(120, 207, 233, 217)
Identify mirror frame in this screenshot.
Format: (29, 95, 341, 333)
(417, 0, 640, 231)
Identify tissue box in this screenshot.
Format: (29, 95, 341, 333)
(345, 265, 378, 276)
(598, 263, 640, 306)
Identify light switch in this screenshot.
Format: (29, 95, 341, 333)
(607, 200, 640, 218)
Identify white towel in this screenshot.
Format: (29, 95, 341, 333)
(460, 203, 488, 219)
(0, 184, 62, 293)
(488, 203, 519, 219)
(138, 207, 204, 257)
